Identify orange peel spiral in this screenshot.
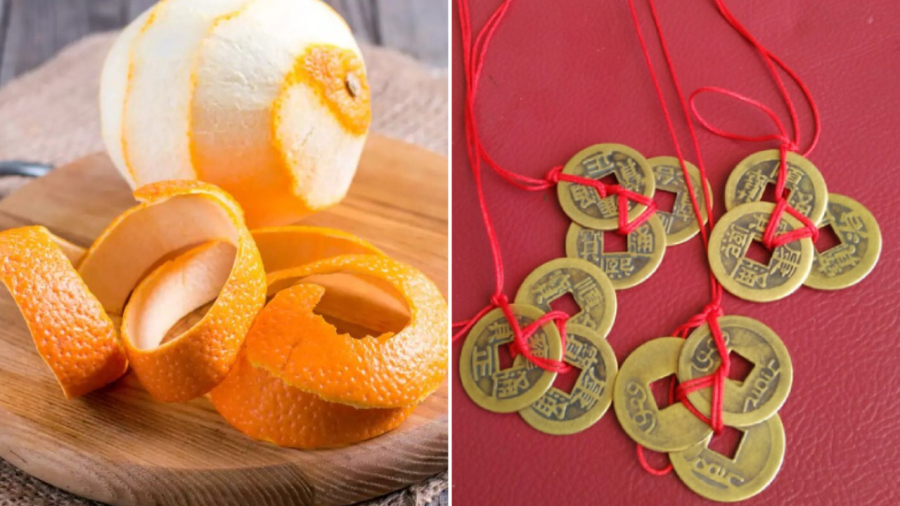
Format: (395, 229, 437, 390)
(0, 226, 127, 398)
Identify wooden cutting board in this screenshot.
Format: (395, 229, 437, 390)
(0, 135, 448, 506)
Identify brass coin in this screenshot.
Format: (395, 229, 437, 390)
(677, 316, 792, 427)
(805, 193, 882, 290)
(565, 214, 666, 290)
(459, 305, 563, 413)
(613, 338, 712, 452)
(649, 156, 713, 246)
(514, 258, 617, 339)
(725, 149, 828, 225)
(709, 202, 814, 302)
(557, 143, 656, 230)
(519, 324, 618, 435)
(670, 414, 786, 503)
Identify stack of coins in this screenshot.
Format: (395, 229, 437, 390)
(614, 316, 792, 501)
(459, 258, 619, 435)
(712, 150, 881, 301)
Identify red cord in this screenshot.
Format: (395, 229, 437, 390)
(627, 0, 822, 475)
(454, 0, 569, 373)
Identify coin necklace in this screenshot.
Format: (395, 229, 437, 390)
(453, 0, 717, 437)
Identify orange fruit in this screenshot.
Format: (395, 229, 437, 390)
(100, 0, 371, 226)
(81, 180, 266, 402)
(253, 254, 448, 409)
(0, 226, 127, 398)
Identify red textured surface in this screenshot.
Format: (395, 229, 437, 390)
(451, 1, 900, 504)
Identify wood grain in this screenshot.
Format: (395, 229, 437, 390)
(0, 135, 448, 506)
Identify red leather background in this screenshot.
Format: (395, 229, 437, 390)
(451, 1, 900, 504)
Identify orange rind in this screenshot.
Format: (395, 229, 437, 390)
(78, 180, 267, 402)
(253, 254, 448, 409)
(0, 226, 127, 398)
(251, 226, 382, 272)
(211, 292, 415, 449)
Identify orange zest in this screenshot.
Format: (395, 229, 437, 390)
(0, 226, 127, 398)
(254, 254, 448, 408)
(251, 225, 382, 272)
(78, 180, 266, 402)
(0, 191, 444, 449)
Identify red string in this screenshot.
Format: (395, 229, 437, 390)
(626, 0, 823, 475)
(453, 0, 569, 373)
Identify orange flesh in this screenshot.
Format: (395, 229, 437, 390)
(0, 226, 127, 398)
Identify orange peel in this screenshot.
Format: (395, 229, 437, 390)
(78, 180, 266, 402)
(0, 226, 127, 398)
(251, 226, 382, 272)
(253, 254, 448, 409)
(211, 291, 414, 449)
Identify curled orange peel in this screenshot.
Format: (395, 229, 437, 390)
(0, 181, 266, 402)
(253, 254, 448, 409)
(0, 226, 127, 398)
(251, 225, 382, 272)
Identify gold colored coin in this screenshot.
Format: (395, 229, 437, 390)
(677, 316, 792, 427)
(459, 305, 563, 413)
(514, 258, 617, 339)
(649, 156, 713, 246)
(709, 202, 814, 302)
(670, 414, 786, 502)
(557, 143, 656, 230)
(565, 214, 666, 290)
(613, 338, 712, 452)
(519, 324, 618, 435)
(805, 193, 882, 290)
(725, 149, 828, 225)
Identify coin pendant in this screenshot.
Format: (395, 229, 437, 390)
(724, 149, 828, 225)
(519, 324, 618, 435)
(670, 414, 786, 502)
(459, 305, 563, 413)
(514, 258, 617, 339)
(677, 316, 792, 427)
(709, 202, 814, 302)
(557, 143, 656, 230)
(649, 156, 712, 246)
(613, 338, 712, 452)
(805, 193, 882, 290)
(565, 215, 666, 290)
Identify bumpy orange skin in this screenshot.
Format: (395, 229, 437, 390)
(0, 227, 127, 398)
(99, 180, 266, 402)
(254, 254, 448, 409)
(286, 44, 371, 136)
(211, 350, 414, 449)
(251, 226, 382, 272)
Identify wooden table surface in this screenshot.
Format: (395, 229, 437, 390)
(0, 0, 448, 86)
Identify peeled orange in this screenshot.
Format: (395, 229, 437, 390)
(100, 0, 371, 226)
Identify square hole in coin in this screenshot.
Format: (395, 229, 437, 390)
(708, 426, 746, 460)
(599, 172, 620, 188)
(496, 342, 516, 371)
(649, 374, 678, 410)
(603, 230, 628, 253)
(815, 223, 842, 253)
(761, 183, 792, 203)
(549, 292, 581, 317)
(744, 239, 773, 266)
(727, 351, 755, 384)
(553, 364, 582, 394)
(655, 189, 678, 214)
